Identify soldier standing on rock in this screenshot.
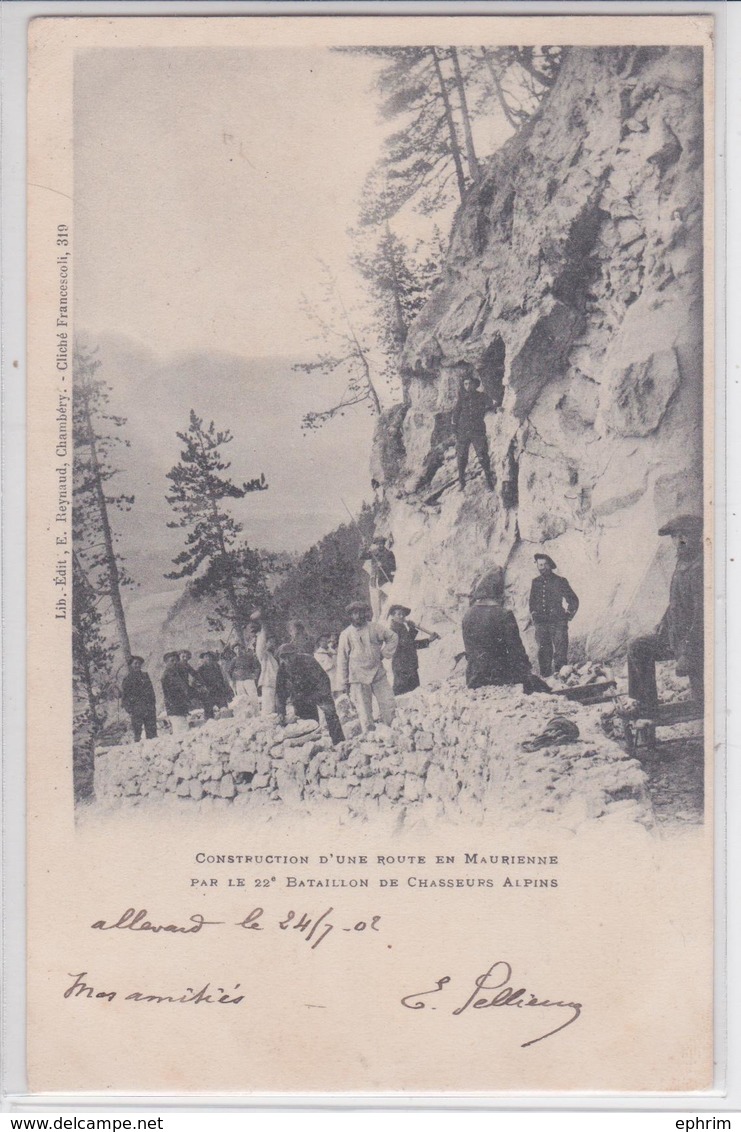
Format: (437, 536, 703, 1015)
(453, 373, 496, 492)
(359, 536, 396, 621)
(121, 656, 158, 741)
(338, 600, 398, 732)
(463, 569, 549, 693)
(529, 553, 580, 677)
(387, 604, 440, 695)
(627, 515, 704, 713)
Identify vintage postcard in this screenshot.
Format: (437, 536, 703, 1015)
(26, 13, 716, 1095)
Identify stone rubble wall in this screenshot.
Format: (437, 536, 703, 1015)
(94, 685, 650, 830)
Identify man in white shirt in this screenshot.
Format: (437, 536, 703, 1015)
(250, 609, 279, 716)
(338, 601, 398, 733)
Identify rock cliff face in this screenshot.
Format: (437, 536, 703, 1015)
(376, 46, 705, 666)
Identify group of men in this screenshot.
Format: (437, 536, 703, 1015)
(120, 506, 703, 747)
(119, 597, 441, 745)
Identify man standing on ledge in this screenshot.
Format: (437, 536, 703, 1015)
(529, 553, 580, 677)
(338, 600, 398, 733)
(627, 515, 704, 713)
(453, 373, 496, 492)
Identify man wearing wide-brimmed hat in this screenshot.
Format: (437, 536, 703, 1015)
(387, 604, 439, 695)
(452, 372, 496, 492)
(628, 515, 704, 712)
(529, 552, 580, 677)
(338, 600, 398, 732)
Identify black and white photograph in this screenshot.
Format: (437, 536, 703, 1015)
(72, 40, 707, 832)
(24, 14, 716, 1096)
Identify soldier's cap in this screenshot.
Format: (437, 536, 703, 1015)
(658, 514, 703, 537)
(388, 604, 412, 618)
(163, 651, 178, 662)
(534, 553, 557, 569)
(346, 600, 371, 615)
(128, 655, 144, 665)
(462, 374, 481, 387)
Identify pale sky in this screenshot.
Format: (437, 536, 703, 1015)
(75, 47, 388, 358)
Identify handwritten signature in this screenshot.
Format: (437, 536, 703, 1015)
(401, 960, 582, 1047)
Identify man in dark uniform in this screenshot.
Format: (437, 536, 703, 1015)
(121, 656, 157, 741)
(387, 604, 439, 695)
(529, 553, 580, 677)
(161, 651, 192, 734)
(197, 651, 233, 720)
(628, 515, 704, 713)
(452, 374, 496, 491)
(462, 568, 547, 692)
(359, 536, 397, 621)
(275, 643, 345, 746)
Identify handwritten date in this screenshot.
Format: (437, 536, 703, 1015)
(91, 907, 381, 950)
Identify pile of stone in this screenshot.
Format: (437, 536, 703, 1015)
(94, 679, 651, 829)
(548, 661, 612, 688)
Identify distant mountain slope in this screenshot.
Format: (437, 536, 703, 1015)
(81, 333, 375, 598)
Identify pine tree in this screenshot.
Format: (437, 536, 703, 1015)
(72, 550, 116, 802)
(351, 223, 446, 404)
(73, 344, 134, 662)
(165, 411, 268, 647)
(346, 46, 471, 220)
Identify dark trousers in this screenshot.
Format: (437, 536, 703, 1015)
(627, 634, 704, 711)
(293, 696, 345, 747)
(131, 710, 157, 741)
(456, 434, 493, 486)
(534, 620, 569, 677)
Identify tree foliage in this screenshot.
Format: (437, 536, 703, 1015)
(165, 411, 269, 644)
(73, 344, 135, 660)
(72, 551, 118, 802)
(347, 45, 562, 222)
(272, 506, 377, 640)
(294, 261, 384, 430)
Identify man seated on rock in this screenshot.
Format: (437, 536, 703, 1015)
(161, 651, 192, 734)
(452, 372, 496, 492)
(338, 600, 398, 732)
(197, 650, 233, 720)
(627, 514, 704, 715)
(121, 655, 157, 741)
(387, 604, 440, 695)
(463, 568, 550, 693)
(528, 553, 580, 677)
(275, 643, 345, 746)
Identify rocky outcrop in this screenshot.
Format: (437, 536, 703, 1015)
(377, 47, 704, 664)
